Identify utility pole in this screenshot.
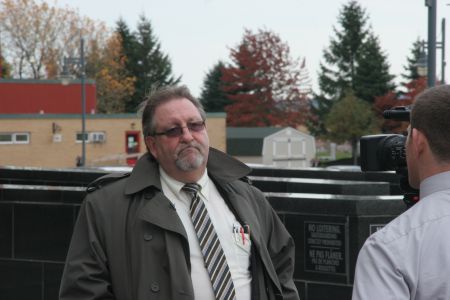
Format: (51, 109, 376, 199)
(80, 36, 86, 167)
(426, 0, 437, 87)
(441, 18, 446, 84)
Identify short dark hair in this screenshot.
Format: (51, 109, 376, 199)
(139, 85, 206, 137)
(411, 84, 450, 162)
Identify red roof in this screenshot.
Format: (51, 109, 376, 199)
(0, 80, 96, 114)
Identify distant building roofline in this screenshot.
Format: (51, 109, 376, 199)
(0, 112, 225, 119)
(0, 78, 96, 85)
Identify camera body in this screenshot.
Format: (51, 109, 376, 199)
(360, 134, 406, 171)
(360, 106, 410, 172)
(359, 106, 419, 207)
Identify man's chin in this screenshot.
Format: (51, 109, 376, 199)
(176, 154, 204, 171)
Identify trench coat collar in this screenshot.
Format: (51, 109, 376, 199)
(124, 147, 252, 195)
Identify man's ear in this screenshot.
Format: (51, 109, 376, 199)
(412, 128, 427, 155)
(145, 136, 158, 159)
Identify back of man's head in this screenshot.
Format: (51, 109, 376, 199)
(412, 85, 450, 163)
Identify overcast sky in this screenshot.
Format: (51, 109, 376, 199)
(55, 0, 449, 96)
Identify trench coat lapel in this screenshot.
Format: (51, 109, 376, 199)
(125, 154, 187, 239)
(138, 192, 188, 241)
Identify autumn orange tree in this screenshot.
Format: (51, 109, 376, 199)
(0, 47, 11, 78)
(0, 0, 108, 79)
(87, 33, 135, 113)
(0, 0, 137, 113)
(221, 29, 311, 127)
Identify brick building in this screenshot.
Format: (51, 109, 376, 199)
(0, 79, 226, 168)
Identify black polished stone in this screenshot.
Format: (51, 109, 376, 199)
(268, 193, 405, 216)
(249, 166, 402, 195)
(0, 260, 42, 300)
(0, 204, 12, 258)
(0, 167, 106, 186)
(43, 263, 64, 300)
(270, 192, 406, 300)
(0, 185, 85, 205)
(307, 282, 353, 300)
(294, 281, 306, 300)
(14, 204, 74, 261)
(250, 176, 390, 196)
(2, 186, 62, 202)
(250, 165, 396, 179)
(61, 189, 86, 204)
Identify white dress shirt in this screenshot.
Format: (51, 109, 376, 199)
(160, 167, 252, 300)
(352, 170, 450, 300)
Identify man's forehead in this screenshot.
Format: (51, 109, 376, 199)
(155, 99, 201, 122)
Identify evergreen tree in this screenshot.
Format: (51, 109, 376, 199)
(354, 33, 395, 103)
(401, 38, 423, 84)
(117, 16, 181, 112)
(116, 18, 138, 79)
(310, 0, 394, 137)
(199, 61, 230, 112)
(311, 0, 369, 137)
(318, 0, 369, 101)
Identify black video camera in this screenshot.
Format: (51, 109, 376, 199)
(360, 106, 410, 172)
(359, 106, 419, 207)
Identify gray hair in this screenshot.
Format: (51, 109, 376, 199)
(139, 85, 206, 137)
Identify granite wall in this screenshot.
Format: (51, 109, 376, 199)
(0, 166, 406, 300)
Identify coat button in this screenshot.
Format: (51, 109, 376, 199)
(143, 234, 153, 241)
(150, 282, 160, 292)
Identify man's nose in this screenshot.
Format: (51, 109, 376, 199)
(179, 126, 194, 140)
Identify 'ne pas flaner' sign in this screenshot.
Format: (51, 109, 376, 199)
(304, 221, 347, 274)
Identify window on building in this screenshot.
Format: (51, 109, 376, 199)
(0, 132, 30, 144)
(91, 132, 106, 143)
(76, 131, 106, 143)
(76, 132, 89, 143)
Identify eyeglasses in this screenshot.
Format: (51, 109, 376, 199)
(152, 121, 206, 138)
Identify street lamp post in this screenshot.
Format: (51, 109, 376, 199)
(416, 46, 428, 77)
(441, 18, 446, 84)
(80, 37, 86, 167)
(426, 0, 437, 87)
(417, 0, 446, 87)
(61, 37, 86, 167)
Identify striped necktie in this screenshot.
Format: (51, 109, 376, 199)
(183, 183, 236, 300)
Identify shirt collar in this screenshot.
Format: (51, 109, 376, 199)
(124, 149, 251, 195)
(420, 170, 450, 199)
(159, 166, 209, 199)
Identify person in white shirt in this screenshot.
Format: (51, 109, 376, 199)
(352, 84, 450, 300)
